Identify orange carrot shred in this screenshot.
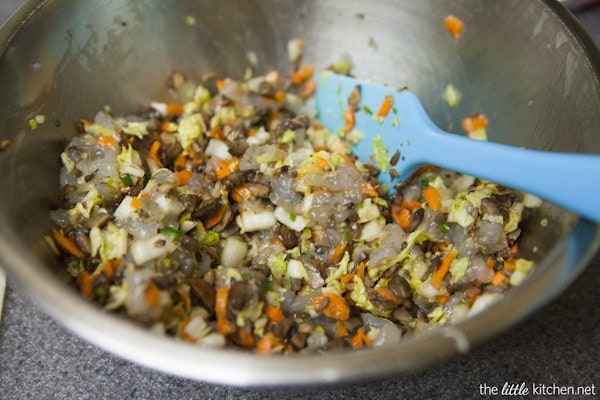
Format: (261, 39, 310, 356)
(291, 65, 314, 85)
(422, 186, 442, 211)
(343, 106, 356, 133)
(431, 248, 458, 289)
(357, 262, 366, 280)
(96, 135, 116, 148)
(165, 103, 185, 116)
(392, 203, 412, 229)
(445, 14, 465, 40)
(328, 242, 347, 265)
(52, 228, 84, 258)
(130, 197, 143, 209)
(461, 113, 488, 132)
(362, 180, 379, 197)
(437, 294, 450, 305)
(350, 326, 367, 349)
(148, 140, 163, 167)
(274, 90, 286, 103)
(401, 198, 423, 212)
(336, 320, 349, 338)
(174, 154, 187, 170)
(78, 271, 94, 300)
(503, 259, 517, 272)
(376, 94, 394, 119)
(176, 170, 193, 185)
(300, 80, 317, 99)
(371, 287, 400, 304)
(265, 305, 285, 323)
(491, 271, 506, 286)
(256, 332, 282, 356)
(322, 293, 350, 321)
(145, 282, 161, 308)
(216, 79, 227, 90)
(238, 326, 255, 348)
(215, 286, 236, 335)
(340, 273, 355, 285)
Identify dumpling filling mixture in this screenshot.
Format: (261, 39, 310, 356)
(49, 64, 539, 354)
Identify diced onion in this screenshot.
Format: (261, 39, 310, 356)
(221, 236, 248, 269)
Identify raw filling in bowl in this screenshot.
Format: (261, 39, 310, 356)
(47, 51, 541, 355)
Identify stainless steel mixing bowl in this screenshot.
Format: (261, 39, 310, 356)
(0, 0, 599, 386)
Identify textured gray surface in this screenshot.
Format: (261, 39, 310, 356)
(1, 1, 599, 399)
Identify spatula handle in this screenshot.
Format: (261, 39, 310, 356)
(420, 126, 600, 223)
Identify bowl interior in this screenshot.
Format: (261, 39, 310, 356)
(0, 0, 599, 386)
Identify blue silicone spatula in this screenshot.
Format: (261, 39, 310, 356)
(315, 72, 600, 222)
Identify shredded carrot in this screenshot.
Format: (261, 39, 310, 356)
(510, 243, 519, 256)
(247, 128, 257, 137)
(431, 248, 458, 289)
(213, 159, 231, 179)
(81, 119, 93, 127)
(300, 80, 317, 99)
(203, 204, 226, 229)
(96, 135, 116, 148)
(173, 154, 187, 170)
(391, 203, 412, 229)
(216, 79, 227, 91)
(467, 287, 481, 306)
(238, 325, 255, 348)
(319, 292, 350, 321)
(491, 271, 506, 286)
(445, 14, 465, 40)
(148, 140, 163, 167)
(485, 258, 495, 270)
(217, 318, 236, 335)
(336, 320, 349, 338)
(52, 228, 84, 258)
(437, 294, 450, 305)
(350, 326, 373, 349)
(461, 113, 488, 132)
(265, 305, 285, 323)
(256, 332, 282, 356)
(431, 241, 449, 254)
(503, 259, 516, 272)
(357, 262, 366, 280)
(274, 90, 286, 103)
(161, 121, 178, 133)
(215, 286, 236, 335)
(328, 242, 347, 265)
(210, 125, 226, 140)
(291, 64, 314, 85)
(176, 170, 193, 186)
(376, 94, 394, 119)
(362, 180, 379, 197)
(165, 103, 185, 116)
(371, 287, 400, 304)
(422, 186, 442, 211)
(340, 273, 355, 285)
(78, 271, 94, 300)
(343, 106, 356, 133)
(144, 282, 161, 308)
(130, 197, 143, 209)
(401, 198, 423, 212)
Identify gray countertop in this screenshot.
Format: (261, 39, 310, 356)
(1, 1, 599, 399)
